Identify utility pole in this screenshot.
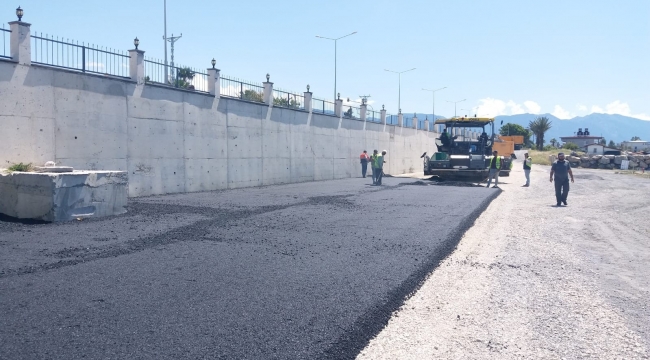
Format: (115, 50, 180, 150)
(166, 33, 182, 83)
(163, 0, 168, 84)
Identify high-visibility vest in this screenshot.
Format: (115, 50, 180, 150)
(371, 154, 379, 167)
(360, 153, 369, 160)
(524, 158, 532, 169)
(491, 156, 501, 169)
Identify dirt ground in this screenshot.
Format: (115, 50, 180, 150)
(358, 162, 650, 359)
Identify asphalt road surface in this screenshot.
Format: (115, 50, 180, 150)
(0, 177, 499, 359)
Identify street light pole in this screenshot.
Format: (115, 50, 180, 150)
(447, 99, 466, 118)
(316, 31, 357, 100)
(385, 68, 416, 113)
(422, 86, 446, 123)
(163, 0, 168, 84)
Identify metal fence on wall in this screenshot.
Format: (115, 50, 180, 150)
(367, 110, 381, 122)
(386, 114, 398, 125)
(312, 98, 336, 115)
(143, 58, 208, 93)
(343, 105, 361, 119)
(220, 75, 265, 103)
(0, 25, 9, 59)
(31, 32, 130, 78)
(272, 88, 305, 110)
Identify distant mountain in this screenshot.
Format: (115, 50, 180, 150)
(410, 112, 650, 143)
(494, 113, 650, 144)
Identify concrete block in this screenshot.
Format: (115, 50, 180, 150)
(0, 170, 127, 222)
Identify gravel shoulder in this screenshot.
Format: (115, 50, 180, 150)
(358, 164, 650, 359)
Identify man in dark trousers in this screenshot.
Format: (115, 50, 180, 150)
(550, 152, 575, 206)
(359, 150, 370, 178)
(523, 152, 532, 187)
(486, 150, 503, 188)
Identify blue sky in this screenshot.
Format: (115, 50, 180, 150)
(5, 0, 649, 120)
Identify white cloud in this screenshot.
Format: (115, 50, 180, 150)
(476, 98, 541, 116)
(577, 104, 587, 112)
(588, 101, 650, 120)
(507, 101, 525, 115)
(552, 105, 573, 119)
(524, 101, 541, 114)
(591, 105, 604, 113)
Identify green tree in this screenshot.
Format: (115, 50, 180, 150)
(528, 116, 553, 150)
(608, 140, 616, 148)
(562, 142, 579, 151)
(242, 89, 263, 102)
(550, 138, 558, 147)
(173, 67, 195, 89)
(631, 136, 641, 141)
(273, 96, 301, 109)
(599, 138, 606, 145)
(499, 123, 531, 145)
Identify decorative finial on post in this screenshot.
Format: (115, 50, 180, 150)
(266, 73, 270, 82)
(211, 58, 216, 69)
(133, 37, 140, 50)
(382, 104, 385, 110)
(337, 92, 340, 100)
(16, 6, 23, 21)
(307, 84, 310, 92)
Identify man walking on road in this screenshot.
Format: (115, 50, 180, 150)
(523, 152, 532, 187)
(375, 150, 387, 185)
(370, 150, 379, 185)
(360, 150, 370, 178)
(550, 152, 575, 206)
(486, 150, 503, 188)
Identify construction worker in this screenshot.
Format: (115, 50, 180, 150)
(523, 152, 532, 187)
(550, 152, 575, 206)
(486, 150, 503, 188)
(359, 150, 370, 178)
(375, 150, 387, 185)
(370, 150, 379, 185)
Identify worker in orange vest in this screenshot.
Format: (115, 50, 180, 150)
(360, 150, 370, 178)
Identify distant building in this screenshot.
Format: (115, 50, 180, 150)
(560, 128, 603, 148)
(582, 144, 621, 155)
(620, 140, 650, 152)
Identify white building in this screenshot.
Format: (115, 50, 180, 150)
(560, 128, 603, 148)
(582, 144, 620, 155)
(621, 140, 650, 152)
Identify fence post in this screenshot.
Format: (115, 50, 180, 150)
(360, 103, 367, 122)
(412, 115, 418, 129)
(398, 113, 403, 127)
(380, 107, 386, 125)
(263, 74, 273, 105)
(128, 48, 145, 83)
(9, 20, 31, 65)
(424, 117, 430, 131)
(335, 94, 343, 117)
(304, 87, 312, 112)
(207, 67, 220, 97)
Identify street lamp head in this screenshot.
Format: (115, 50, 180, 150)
(266, 73, 270, 82)
(211, 58, 216, 69)
(133, 37, 139, 50)
(307, 84, 310, 92)
(16, 6, 23, 21)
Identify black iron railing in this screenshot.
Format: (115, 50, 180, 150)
(386, 114, 398, 125)
(220, 75, 265, 103)
(272, 88, 304, 110)
(143, 58, 209, 93)
(312, 98, 336, 115)
(31, 32, 130, 78)
(0, 25, 9, 59)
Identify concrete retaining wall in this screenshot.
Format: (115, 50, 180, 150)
(0, 60, 437, 197)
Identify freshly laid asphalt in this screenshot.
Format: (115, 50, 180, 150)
(0, 177, 499, 359)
